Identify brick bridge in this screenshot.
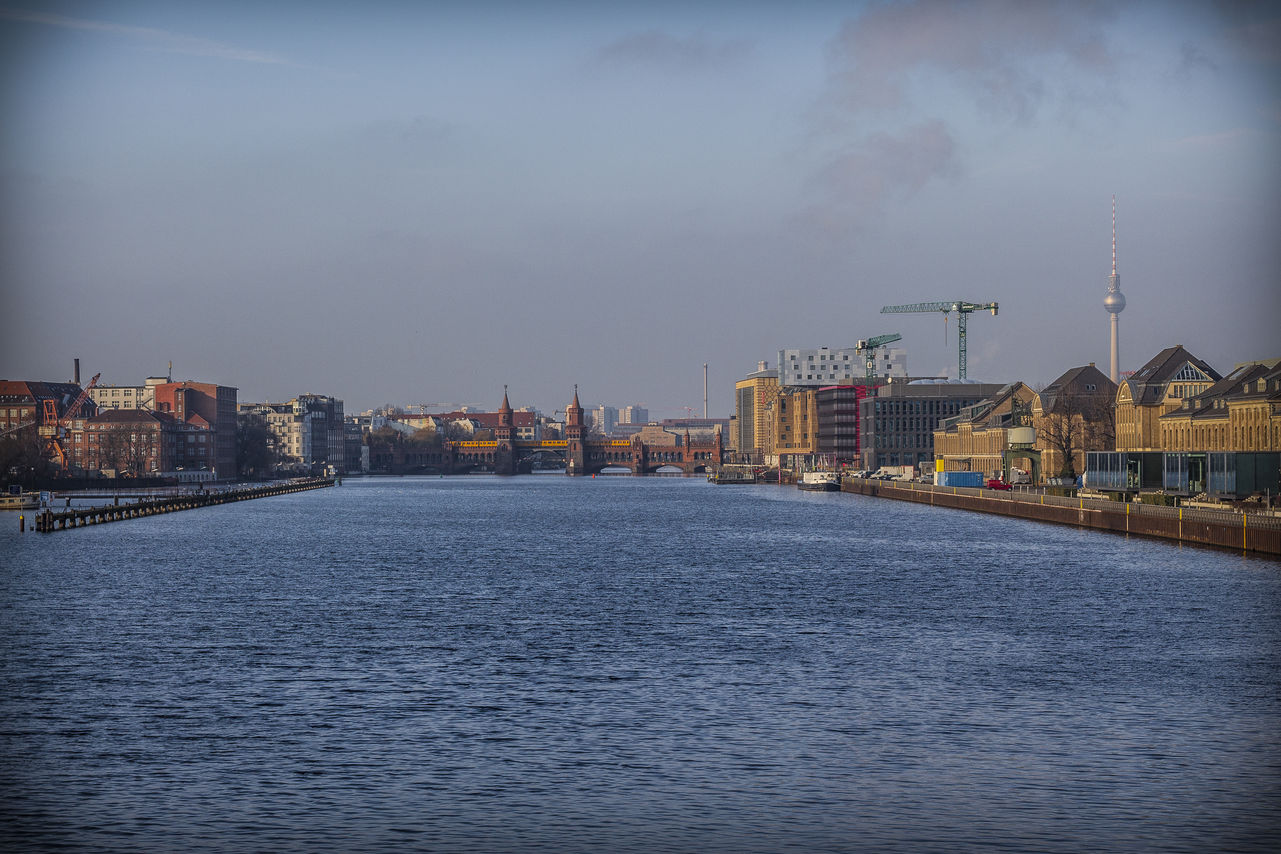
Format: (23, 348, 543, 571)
(378, 388, 723, 476)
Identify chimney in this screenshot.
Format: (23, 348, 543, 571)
(74, 358, 80, 385)
(703, 363, 708, 419)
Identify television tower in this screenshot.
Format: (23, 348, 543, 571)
(1104, 195, 1126, 383)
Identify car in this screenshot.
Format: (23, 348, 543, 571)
(986, 478, 1012, 490)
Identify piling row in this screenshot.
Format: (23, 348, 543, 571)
(33, 478, 334, 533)
(842, 478, 1281, 556)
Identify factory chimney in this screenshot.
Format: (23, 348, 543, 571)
(703, 363, 708, 419)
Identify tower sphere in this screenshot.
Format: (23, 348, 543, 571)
(1104, 291, 1126, 314)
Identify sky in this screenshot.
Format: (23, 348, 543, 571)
(2, 0, 1278, 419)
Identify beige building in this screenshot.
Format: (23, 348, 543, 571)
(239, 394, 345, 473)
(733, 361, 779, 460)
(1115, 345, 1220, 451)
(933, 382, 1039, 477)
(1031, 363, 1117, 479)
(89, 376, 170, 412)
(775, 387, 819, 462)
(1160, 359, 1281, 452)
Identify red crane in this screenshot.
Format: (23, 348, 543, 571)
(45, 373, 101, 468)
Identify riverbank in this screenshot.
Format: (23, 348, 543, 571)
(842, 477, 1281, 556)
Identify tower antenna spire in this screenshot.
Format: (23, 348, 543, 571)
(1111, 194, 1117, 276)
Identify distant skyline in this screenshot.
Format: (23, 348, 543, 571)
(3, 1, 1278, 419)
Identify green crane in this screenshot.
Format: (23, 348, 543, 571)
(880, 301, 998, 380)
(854, 333, 903, 381)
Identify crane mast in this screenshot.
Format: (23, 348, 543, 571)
(854, 333, 903, 381)
(880, 301, 998, 380)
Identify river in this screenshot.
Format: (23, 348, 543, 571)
(2, 475, 1278, 852)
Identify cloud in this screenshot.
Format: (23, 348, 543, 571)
(799, 1, 1120, 235)
(814, 120, 958, 200)
(798, 120, 958, 234)
(1176, 40, 1220, 78)
(589, 29, 751, 73)
(1213, 0, 1281, 64)
(826, 0, 1119, 122)
(0, 6, 291, 65)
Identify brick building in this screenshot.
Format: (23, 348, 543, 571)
(152, 381, 238, 478)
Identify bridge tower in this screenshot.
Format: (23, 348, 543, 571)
(565, 385, 587, 476)
(494, 386, 516, 476)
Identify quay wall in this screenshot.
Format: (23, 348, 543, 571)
(842, 479, 1281, 557)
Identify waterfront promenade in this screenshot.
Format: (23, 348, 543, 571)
(842, 477, 1281, 556)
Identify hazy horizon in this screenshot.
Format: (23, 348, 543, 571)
(3, 1, 1278, 420)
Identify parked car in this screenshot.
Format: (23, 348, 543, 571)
(986, 478, 1012, 490)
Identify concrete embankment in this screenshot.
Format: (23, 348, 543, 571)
(33, 478, 334, 533)
(842, 478, 1281, 557)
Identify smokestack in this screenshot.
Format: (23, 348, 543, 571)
(703, 363, 708, 419)
(74, 358, 80, 385)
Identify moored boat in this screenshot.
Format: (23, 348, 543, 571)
(0, 487, 40, 510)
(797, 471, 840, 492)
(711, 465, 759, 484)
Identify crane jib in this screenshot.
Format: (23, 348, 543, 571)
(877, 300, 999, 380)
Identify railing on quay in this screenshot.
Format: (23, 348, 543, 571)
(32, 477, 334, 533)
(841, 476, 1281, 555)
(878, 480, 1281, 530)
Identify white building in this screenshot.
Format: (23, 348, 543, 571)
(89, 376, 170, 411)
(239, 394, 345, 473)
(777, 346, 908, 386)
(621, 404, 649, 425)
(588, 405, 618, 435)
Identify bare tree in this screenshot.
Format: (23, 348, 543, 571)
(97, 428, 130, 473)
(1039, 388, 1114, 479)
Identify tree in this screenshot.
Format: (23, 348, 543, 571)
(0, 429, 54, 485)
(237, 419, 279, 479)
(96, 428, 130, 474)
(1038, 387, 1114, 479)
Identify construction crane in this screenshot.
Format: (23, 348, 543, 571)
(880, 301, 998, 380)
(47, 373, 101, 468)
(1, 373, 101, 442)
(854, 333, 902, 381)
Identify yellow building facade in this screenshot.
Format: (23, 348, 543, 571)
(1114, 346, 1219, 452)
(775, 387, 819, 459)
(1031, 364, 1117, 479)
(1160, 359, 1281, 452)
(733, 363, 779, 460)
(933, 383, 1039, 477)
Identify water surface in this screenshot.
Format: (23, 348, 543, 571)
(2, 476, 1278, 852)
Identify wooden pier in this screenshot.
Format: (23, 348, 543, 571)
(33, 478, 334, 533)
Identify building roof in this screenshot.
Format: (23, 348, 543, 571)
(1038, 363, 1116, 414)
(0, 380, 84, 409)
(89, 408, 177, 427)
(938, 382, 1035, 432)
(435, 410, 536, 429)
(1121, 345, 1220, 406)
(1162, 360, 1281, 422)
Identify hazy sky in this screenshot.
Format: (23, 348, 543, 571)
(2, 1, 1278, 418)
